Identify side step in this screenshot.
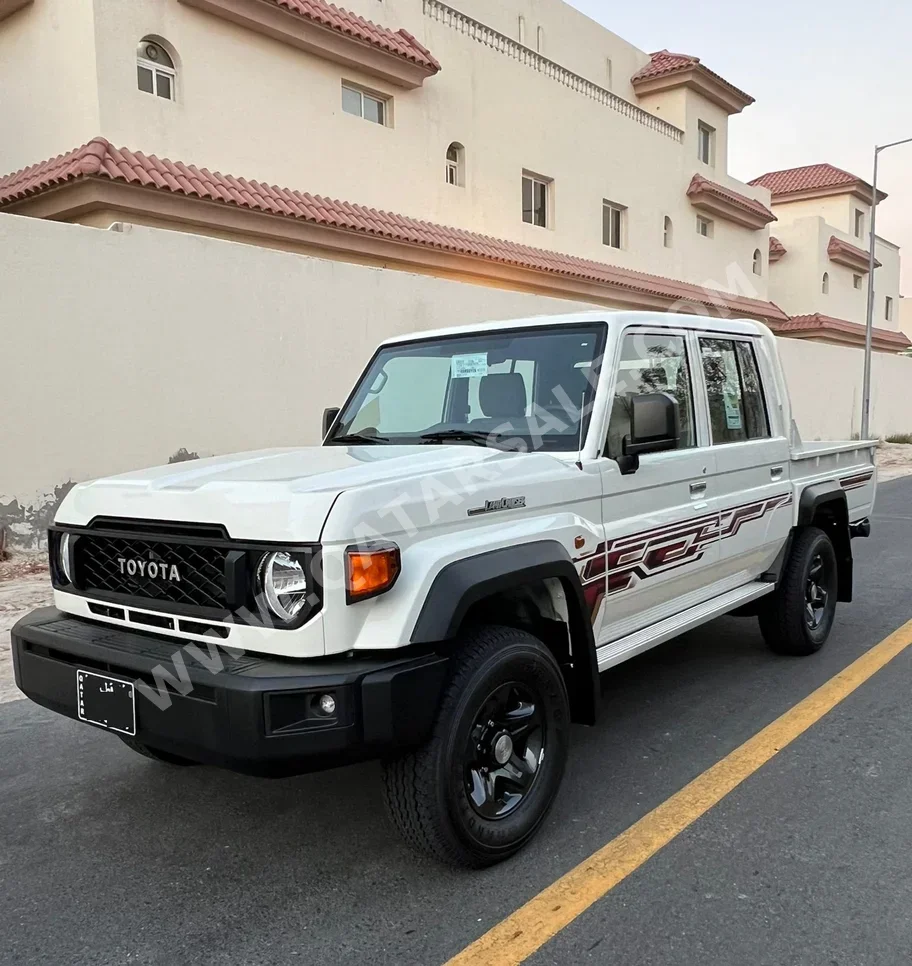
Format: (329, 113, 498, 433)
(596, 581, 774, 672)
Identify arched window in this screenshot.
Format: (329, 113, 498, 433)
(536, 26, 545, 54)
(663, 216, 673, 248)
(137, 38, 176, 100)
(822, 272, 829, 294)
(446, 142, 464, 187)
(518, 15, 526, 44)
(752, 248, 762, 275)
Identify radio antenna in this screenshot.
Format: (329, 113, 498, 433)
(576, 391, 586, 471)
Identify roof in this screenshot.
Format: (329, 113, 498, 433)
(630, 49, 754, 110)
(770, 314, 910, 352)
(383, 311, 768, 344)
(264, 0, 439, 71)
(0, 138, 789, 325)
(749, 163, 885, 203)
(769, 236, 787, 260)
(827, 235, 880, 271)
(687, 174, 776, 226)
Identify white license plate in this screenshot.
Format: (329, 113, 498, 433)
(76, 669, 136, 736)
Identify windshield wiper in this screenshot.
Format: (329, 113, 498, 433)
(420, 430, 500, 447)
(329, 432, 390, 445)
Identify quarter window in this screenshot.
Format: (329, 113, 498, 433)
(700, 338, 770, 444)
(696, 215, 713, 238)
(342, 84, 387, 125)
(522, 173, 550, 227)
(607, 332, 695, 458)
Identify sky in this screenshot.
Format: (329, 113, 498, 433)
(568, 0, 912, 292)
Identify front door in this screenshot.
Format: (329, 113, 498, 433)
(592, 328, 721, 646)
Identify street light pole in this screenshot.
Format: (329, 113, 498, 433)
(861, 136, 912, 439)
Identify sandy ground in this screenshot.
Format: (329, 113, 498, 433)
(0, 572, 54, 703)
(1, 444, 911, 704)
(873, 442, 912, 482)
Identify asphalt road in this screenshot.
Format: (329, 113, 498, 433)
(3, 479, 912, 966)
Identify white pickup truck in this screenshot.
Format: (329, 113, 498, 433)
(13, 311, 876, 867)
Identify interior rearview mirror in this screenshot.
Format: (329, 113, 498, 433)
(617, 392, 680, 475)
(322, 407, 341, 439)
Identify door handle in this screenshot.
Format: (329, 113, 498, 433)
(690, 481, 707, 496)
(770, 466, 784, 481)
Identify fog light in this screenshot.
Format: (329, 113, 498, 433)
(318, 693, 336, 716)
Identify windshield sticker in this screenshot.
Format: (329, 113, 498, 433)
(724, 393, 743, 430)
(451, 353, 488, 379)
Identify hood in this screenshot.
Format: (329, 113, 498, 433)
(56, 445, 529, 542)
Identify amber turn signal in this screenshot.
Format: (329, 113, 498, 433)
(345, 544, 401, 604)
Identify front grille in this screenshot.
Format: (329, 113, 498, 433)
(74, 535, 228, 611)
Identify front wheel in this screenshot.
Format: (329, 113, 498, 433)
(759, 526, 838, 656)
(381, 625, 570, 868)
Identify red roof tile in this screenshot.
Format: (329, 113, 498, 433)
(0, 138, 789, 324)
(687, 174, 776, 225)
(749, 163, 884, 202)
(264, 0, 440, 70)
(770, 314, 910, 351)
(631, 49, 753, 106)
(827, 234, 880, 270)
(769, 236, 787, 259)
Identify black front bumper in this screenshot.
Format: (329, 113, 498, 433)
(12, 608, 448, 777)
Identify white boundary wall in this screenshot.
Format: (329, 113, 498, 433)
(2, 215, 910, 542)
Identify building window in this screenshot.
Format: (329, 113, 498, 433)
(854, 274, 863, 290)
(606, 58, 613, 90)
(518, 15, 526, 44)
(696, 215, 713, 238)
(697, 121, 715, 165)
(663, 215, 673, 248)
(137, 39, 176, 100)
(602, 201, 625, 249)
(342, 83, 388, 125)
(854, 208, 865, 238)
(886, 296, 894, 321)
(522, 173, 550, 227)
(536, 26, 544, 54)
(752, 248, 762, 276)
(822, 272, 829, 294)
(446, 142, 464, 186)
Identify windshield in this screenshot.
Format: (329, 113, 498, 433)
(328, 324, 606, 451)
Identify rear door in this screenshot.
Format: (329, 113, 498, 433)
(696, 335, 792, 583)
(593, 327, 720, 646)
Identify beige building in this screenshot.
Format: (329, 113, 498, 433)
(0, 0, 792, 325)
(0, 0, 906, 352)
(749, 163, 908, 353)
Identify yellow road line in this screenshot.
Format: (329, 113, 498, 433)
(446, 617, 912, 966)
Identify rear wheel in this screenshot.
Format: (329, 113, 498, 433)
(381, 625, 570, 868)
(118, 735, 197, 766)
(759, 527, 838, 656)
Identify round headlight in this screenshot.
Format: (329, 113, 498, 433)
(258, 552, 308, 623)
(59, 533, 73, 584)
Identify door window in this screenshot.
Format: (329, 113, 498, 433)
(700, 338, 770, 444)
(607, 332, 695, 458)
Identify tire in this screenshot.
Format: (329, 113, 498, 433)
(381, 625, 570, 868)
(118, 735, 197, 766)
(759, 527, 838, 656)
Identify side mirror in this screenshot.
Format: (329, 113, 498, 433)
(617, 392, 680, 475)
(322, 406, 341, 440)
